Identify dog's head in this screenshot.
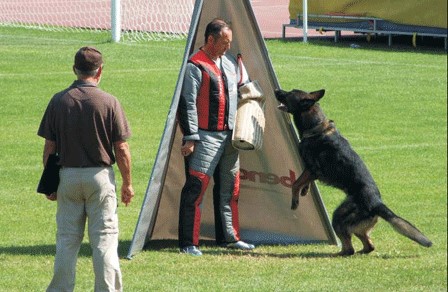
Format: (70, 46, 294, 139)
(274, 89, 325, 114)
(275, 88, 327, 132)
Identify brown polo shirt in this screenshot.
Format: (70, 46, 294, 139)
(38, 80, 131, 167)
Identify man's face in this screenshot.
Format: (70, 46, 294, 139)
(212, 27, 232, 57)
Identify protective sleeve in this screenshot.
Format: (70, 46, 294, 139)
(178, 62, 201, 141)
(237, 54, 250, 87)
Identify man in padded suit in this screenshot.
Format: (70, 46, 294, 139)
(177, 18, 255, 256)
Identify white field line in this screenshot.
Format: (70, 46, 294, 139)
(0, 33, 98, 44)
(0, 33, 184, 50)
(2, 54, 443, 78)
(274, 54, 446, 70)
(1, 35, 446, 79)
(0, 68, 177, 78)
(3, 33, 446, 70)
(0, 34, 184, 78)
(357, 142, 446, 152)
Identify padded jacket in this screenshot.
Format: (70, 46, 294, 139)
(178, 49, 245, 141)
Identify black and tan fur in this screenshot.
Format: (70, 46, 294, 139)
(275, 88, 432, 256)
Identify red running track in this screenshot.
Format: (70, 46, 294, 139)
(1, 0, 316, 39)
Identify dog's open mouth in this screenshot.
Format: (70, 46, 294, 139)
(277, 103, 288, 112)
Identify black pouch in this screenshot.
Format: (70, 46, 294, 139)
(37, 154, 61, 195)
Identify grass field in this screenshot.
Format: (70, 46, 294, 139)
(0, 26, 446, 291)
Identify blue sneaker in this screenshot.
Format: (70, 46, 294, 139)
(226, 241, 255, 250)
(181, 246, 202, 256)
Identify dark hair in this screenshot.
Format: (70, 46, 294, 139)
(74, 46, 103, 74)
(204, 18, 231, 43)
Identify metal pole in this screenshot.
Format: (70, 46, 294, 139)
(111, 0, 121, 42)
(303, 0, 308, 43)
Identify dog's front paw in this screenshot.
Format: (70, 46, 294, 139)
(291, 192, 299, 210)
(301, 183, 310, 196)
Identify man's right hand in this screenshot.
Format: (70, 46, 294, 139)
(46, 193, 57, 201)
(121, 184, 134, 207)
(181, 140, 195, 157)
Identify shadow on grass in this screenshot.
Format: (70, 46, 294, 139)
(0, 240, 132, 258)
(135, 239, 419, 260)
(3, 239, 418, 260)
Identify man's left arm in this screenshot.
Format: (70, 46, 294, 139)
(42, 139, 57, 201)
(42, 139, 56, 166)
(114, 140, 134, 206)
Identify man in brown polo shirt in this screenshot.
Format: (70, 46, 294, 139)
(38, 46, 134, 291)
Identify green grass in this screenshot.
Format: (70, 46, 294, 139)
(0, 26, 446, 291)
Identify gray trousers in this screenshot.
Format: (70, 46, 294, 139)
(47, 167, 122, 292)
(179, 130, 241, 247)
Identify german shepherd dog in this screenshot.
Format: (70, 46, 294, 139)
(275, 88, 432, 256)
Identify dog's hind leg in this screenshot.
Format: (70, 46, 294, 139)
(291, 168, 315, 210)
(334, 231, 355, 256)
(353, 216, 378, 254)
(332, 200, 357, 256)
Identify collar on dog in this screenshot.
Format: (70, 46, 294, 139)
(301, 120, 336, 139)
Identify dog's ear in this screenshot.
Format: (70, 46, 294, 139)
(309, 89, 325, 101)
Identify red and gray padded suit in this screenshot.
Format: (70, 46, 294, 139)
(177, 49, 249, 248)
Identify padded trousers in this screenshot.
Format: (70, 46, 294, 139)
(179, 130, 241, 248)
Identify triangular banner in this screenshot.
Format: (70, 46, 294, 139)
(127, 0, 337, 259)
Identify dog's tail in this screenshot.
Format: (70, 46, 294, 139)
(373, 204, 432, 247)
